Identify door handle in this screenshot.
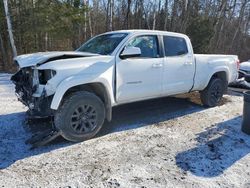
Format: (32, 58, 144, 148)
(152, 63, 163, 68)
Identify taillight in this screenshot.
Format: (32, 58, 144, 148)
(236, 59, 240, 70)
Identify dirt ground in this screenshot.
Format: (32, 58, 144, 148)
(0, 73, 249, 188)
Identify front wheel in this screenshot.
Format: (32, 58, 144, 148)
(54, 91, 105, 142)
(200, 78, 224, 107)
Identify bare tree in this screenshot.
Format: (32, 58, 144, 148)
(170, 0, 178, 31)
(84, 0, 87, 40)
(125, 0, 131, 29)
(208, 0, 228, 52)
(0, 0, 250, 72)
(229, 0, 248, 52)
(3, 0, 17, 57)
(0, 32, 7, 69)
(87, 0, 93, 37)
(152, 0, 157, 30)
(109, 0, 114, 31)
(164, 0, 168, 30)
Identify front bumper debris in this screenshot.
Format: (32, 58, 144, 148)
(11, 68, 54, 117)
(11, 67, 62, 149)
(25, 116, 61, 149)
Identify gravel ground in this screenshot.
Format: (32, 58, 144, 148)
(0, 73, 249, 188)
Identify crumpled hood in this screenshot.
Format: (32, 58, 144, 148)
(240, 61, 250, 71)
(14, 51, 99, 68)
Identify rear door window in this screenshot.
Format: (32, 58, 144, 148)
(163, 36, 188, 57)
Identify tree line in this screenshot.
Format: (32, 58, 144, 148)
(0, 0, 250, 72)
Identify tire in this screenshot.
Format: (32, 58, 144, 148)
(200, 78, 224, 107)
(54, 91, 105, 142)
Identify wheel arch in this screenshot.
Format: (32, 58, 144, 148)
(206, 70, 229, 92)
(51, 81, 113, 121)
(201, 63, 229, 89)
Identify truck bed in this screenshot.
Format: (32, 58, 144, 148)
(193, 54, 239, 91)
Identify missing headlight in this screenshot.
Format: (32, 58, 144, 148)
(38, 70, 56, 85)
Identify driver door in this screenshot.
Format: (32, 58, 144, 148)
(116, 35, 164, 103)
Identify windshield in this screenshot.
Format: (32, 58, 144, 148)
(77, 33, 128, 55)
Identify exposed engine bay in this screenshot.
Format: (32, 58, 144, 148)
(10, 51, 102, 148)
(10, 52, 95, 117)
(11, 67, 54, 117)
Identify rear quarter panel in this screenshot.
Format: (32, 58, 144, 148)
(193, 54, 238, 91)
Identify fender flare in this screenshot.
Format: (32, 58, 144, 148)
(50, 74, 113, 120)
(204, 66, 230, 89)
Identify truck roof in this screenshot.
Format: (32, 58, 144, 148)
(104, 29, 188, 38)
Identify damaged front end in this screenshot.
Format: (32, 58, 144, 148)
(11, 67, 55, 117)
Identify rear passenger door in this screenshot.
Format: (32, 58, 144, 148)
(162, 35, 195, 95)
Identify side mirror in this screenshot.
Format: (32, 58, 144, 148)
(120, 47, 141, 59)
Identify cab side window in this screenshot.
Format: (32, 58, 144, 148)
(163, 36, 188, 57)
(127, 35, 159, 58)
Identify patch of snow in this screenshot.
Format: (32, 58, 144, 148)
(0, 73, 249, 187)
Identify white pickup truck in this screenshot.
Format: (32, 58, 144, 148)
(11, 30, 239, 142)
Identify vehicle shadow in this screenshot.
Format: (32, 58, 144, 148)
(0, 92, 225, 169)
(98, 93, 206, 136)
(175, 116, 250, 177)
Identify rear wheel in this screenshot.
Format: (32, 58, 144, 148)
(54, 91, 105, 142)
(200, 78, 224, 107)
